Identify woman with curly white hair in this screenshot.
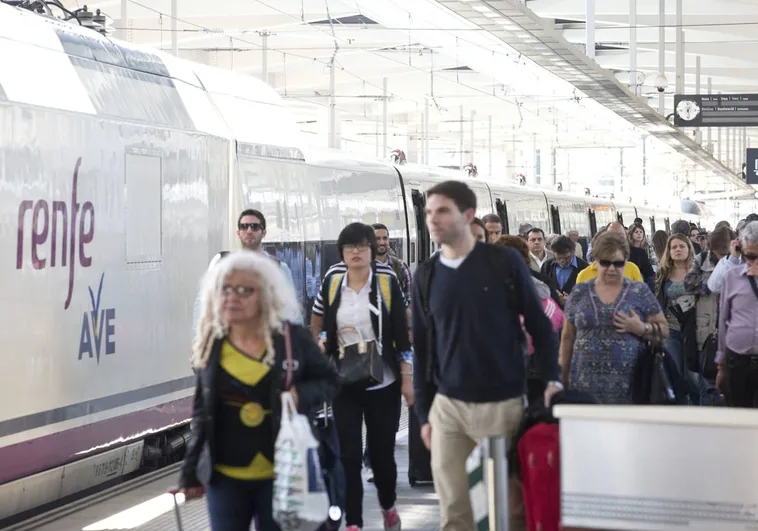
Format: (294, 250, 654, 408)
(178, 251, 339, 531)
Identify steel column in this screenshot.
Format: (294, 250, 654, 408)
(707, 77, 712, 151)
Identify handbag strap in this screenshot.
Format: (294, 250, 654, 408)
(749, 276, 758, 302)
(284, 321, 294, 391)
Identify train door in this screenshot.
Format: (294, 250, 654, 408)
(589, 210, 598, 236)
(411, 189, 430, 262)
(495, 197, 510, 234)
(550, 205, 562, 235)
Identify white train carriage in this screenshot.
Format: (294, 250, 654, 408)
(0, 2, 711, 522)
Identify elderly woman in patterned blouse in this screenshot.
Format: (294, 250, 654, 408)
(559, 232, 669, 404)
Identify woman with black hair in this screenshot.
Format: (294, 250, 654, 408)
(310, 222, 413, 531)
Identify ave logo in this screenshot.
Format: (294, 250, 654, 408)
(79, 273, 116, 363)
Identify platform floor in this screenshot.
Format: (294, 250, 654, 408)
(34, 410, 440, 531)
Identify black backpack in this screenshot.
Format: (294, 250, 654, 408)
(414, 244, 524, 384)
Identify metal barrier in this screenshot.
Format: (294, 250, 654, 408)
(467, 436, 509, 531)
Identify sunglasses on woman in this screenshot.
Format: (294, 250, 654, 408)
(598, 259, 626, 269)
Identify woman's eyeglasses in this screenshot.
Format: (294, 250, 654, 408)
(598, 259, 626, 269)
(743, 252, 758, 262)
(222, 285, 257, 297)
(343, 243, 369, 253)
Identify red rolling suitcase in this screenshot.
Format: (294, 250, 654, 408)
(517, 421, 561, 531)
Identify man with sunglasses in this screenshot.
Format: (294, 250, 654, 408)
(714, 221, 758, 405)
(193, 209, 297, 336)
(708, 218, 757, 294)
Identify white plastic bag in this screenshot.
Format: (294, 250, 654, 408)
(273, 391, 329, 531)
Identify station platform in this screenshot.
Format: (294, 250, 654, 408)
(31, 409, 439, 531)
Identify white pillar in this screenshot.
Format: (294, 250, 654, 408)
(328, 62, 337, 149)
(118, 0, 129, 41)
(459, 106, 464, 170)
(488, 115, 493, 177)
(382, 78, 388, 156)
(586, 0, 596, 58)
(424, 98, 430, 164)
(695, 56, 701, 144)
(675, 0, 684, 94)
(629, 0, 637, 95)
(261, 33, 269, 83)
(469, 110, 475, 165)
(658, 0, 666, 115)
(170, 0, 178, 57)
(726, 128, 732, 169)
(707, 77, 712, 152)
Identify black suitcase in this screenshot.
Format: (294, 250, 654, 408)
(407, 407, 433, 486)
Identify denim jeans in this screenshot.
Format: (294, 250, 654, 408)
(206, 474, 280, 531)
(665, 330, 701, 405)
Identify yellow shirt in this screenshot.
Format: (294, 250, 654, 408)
(214, 340, 274, 481)
(576, 261, 643, 283)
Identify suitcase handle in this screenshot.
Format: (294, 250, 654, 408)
(168, 489, 184, 531)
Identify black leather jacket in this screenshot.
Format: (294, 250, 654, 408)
(179, 323, 340, 489)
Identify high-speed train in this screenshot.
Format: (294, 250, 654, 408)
(0, 2, 713, 521)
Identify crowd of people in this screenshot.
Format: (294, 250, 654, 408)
(175, 184, 758, 531)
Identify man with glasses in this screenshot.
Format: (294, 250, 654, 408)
(714, 221, 758, 405)
(708, 217, 757, 294)
(540, 235, 589, 306)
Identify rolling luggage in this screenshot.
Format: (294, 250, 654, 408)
(515, 390, 598, 531)
(407, 407, 433, 486)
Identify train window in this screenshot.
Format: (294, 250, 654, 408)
(495, 199, 510, 234)
(589, 210, 598, 236)
(410, 241, 416, 263)
(617, 212, 624, 224)
(550, 205, 561, 235)
(125, 152, 162, 264)
(664, 218, 671, 233)
(411, 189, 429, 261)
(650, 217, 656, 234)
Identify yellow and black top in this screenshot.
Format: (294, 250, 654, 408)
(213, 340, 274, 481)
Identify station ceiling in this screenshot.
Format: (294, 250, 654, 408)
(58, 0, 757, 197)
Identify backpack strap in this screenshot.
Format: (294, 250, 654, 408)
(283, 322, 294, 391)
(327, 273, 345, 308)
(482, 244, 522, 322)
(416, 255, 439, 383)
(390, 256, 404, 281)
(377, 273, 392, 313)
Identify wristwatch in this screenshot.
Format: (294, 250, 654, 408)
(643, 323, 651, 336)
(547, 380, 564, 390)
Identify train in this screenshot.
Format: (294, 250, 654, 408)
(0, 1, 715, 522)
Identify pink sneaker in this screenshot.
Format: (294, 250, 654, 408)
(383, 506, 402, 531)
(345, 526, 361, 531)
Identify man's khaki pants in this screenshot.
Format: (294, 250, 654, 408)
(429, 394, 525, 531)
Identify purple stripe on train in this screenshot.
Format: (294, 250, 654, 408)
(0, 397, 192, 484)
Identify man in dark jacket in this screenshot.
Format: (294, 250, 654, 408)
(540, 235, 588, 306)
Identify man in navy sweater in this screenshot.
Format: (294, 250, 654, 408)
(412, 181, 562, 531)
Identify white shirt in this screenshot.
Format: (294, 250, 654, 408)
(530, 249, 552, 269)
(335, 269, 395, 391)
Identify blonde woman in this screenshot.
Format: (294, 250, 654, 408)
(178, 251, 339, 531)
(655, 234, 696, 376)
